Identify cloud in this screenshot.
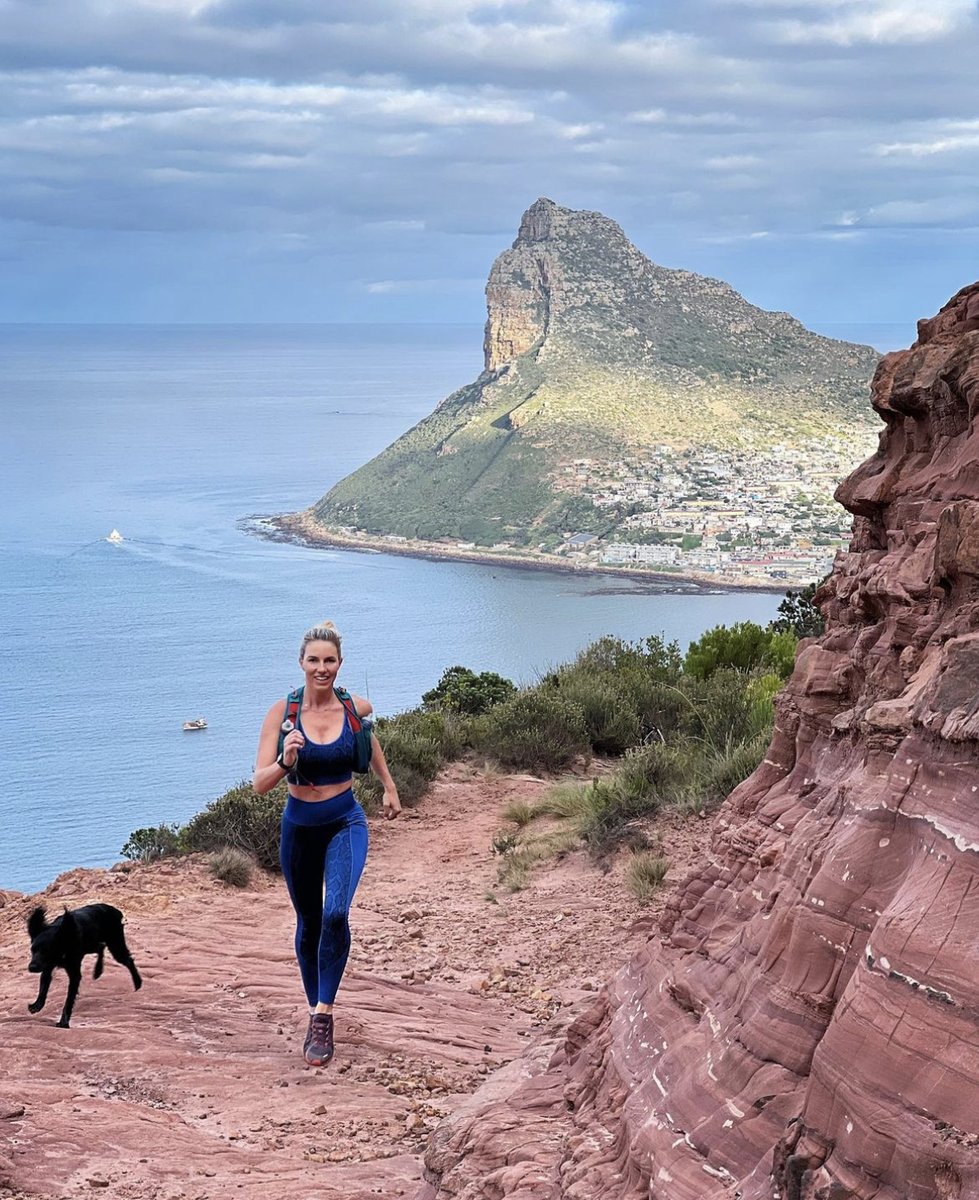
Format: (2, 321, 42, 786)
(1, 0, 978, 322)
(749, 0, 976, 46)
(363, 276, 482, 293)
(877, 120, 979, 157)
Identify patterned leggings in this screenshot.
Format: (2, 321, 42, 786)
(279, 790, 369, 1007)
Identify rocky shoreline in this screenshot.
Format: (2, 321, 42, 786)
(248, 511, 788, 596)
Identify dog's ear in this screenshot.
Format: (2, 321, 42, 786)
(59, 908, 77, 936)
(27, 906, 47, 939)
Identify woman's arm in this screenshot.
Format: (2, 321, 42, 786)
(350, 695, 400, 818)
(368, 734, 401, 820)
(253, 700, 303, 795)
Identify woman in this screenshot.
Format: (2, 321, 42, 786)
(254, 621, 400, 1066)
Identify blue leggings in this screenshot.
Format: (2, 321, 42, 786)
(279, 790, 369, 1007)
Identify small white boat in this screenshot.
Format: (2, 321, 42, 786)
(182, 717, 208, 731)
(106, 529, 124, 544)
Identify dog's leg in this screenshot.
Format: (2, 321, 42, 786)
(93, 946, 105, 979)
(58, 966, 82, 1028)
(107, 930, 142, 991)
(28, 968, 52, 1014)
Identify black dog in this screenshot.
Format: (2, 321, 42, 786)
(26, 904, 142, 1028)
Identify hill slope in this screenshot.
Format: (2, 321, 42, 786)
(309, 198, 879, 546)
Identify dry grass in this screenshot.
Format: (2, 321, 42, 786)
(209, 846, 255, 888)
(626, 852, 669, 905)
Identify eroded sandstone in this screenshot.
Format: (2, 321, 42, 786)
(418, 286, 979, 1200)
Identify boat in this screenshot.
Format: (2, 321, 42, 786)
(182, 718, 208, 731)
(106, 529, 124, 544)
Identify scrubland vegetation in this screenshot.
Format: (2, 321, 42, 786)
(122, 590, 821, 898)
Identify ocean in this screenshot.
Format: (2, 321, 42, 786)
(0, 324, 782, 892)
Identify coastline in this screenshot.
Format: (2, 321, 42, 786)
(247, 510, 789, 595)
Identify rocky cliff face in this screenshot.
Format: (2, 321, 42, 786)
(415, 285, 979, 1199)
(482, 197, 876, 393)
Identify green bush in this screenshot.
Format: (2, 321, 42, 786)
(764, 630, 799, 680)
(746, 672, 783, 733)
(551, 675, 642, 755)
(474, 689, 590, 773)
(120, 823, 182, 863)
(699, 731, 769, 804)
(180, 781, 285, 871)
(567, 634, 682, 682)
(209, 847, 255, 888)
(684, 621, 773, 679)
(577, 778, 653, 857)
(422, 666, 517, 716)
(677, 668, 756, 750)
(617, 740, 690, 804)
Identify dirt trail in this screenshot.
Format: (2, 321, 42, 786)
(0, 763, 710, 1200)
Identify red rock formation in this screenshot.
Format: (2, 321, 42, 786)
(418, 285, 979, 1199)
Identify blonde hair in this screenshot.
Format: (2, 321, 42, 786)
(299, 620, 342, 660)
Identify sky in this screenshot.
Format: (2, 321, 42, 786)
(2, 0, 978, 339)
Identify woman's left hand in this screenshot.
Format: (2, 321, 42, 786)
(383, 787, 401, 820)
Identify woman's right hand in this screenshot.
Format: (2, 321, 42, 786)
(281, 730, 305, 767)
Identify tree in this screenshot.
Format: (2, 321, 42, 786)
(422, 666, 517, 716)
(771, 581, 825, 639)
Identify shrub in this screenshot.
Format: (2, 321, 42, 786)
(422, 666, 517, 716)
(746, 672, 783, 733)
(568, 634, 682, 682)
(699, 731, 769, 803)
(626, 852, 669, 904)
(356, 706, 466, 810)
(180, 781, 285, 871)
(616, 740, 690, 805)
(684, 622, 773, 679)
(475, 689, 590, 773)
(679, 668, 756, 750)
(120, 823, 182, 863)
(576, 777, 654, 857)
(551, 675, 642, 755)
(209, 847, 255, 888)
(764, 630, 798, 680)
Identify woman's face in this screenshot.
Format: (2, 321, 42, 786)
(300, 639, 342, 689)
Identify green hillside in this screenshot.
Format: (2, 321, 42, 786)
(306, 198, 879, 547)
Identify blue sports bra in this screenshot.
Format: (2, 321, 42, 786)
(290, 709, 357, 787)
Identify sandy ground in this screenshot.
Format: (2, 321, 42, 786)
(0, 761, 712, 1200)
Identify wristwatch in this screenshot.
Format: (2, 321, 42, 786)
(276, 750, 293, 771)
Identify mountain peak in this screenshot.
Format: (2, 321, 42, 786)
(310, 199, 880, 551)
(485, 199, 876, 382)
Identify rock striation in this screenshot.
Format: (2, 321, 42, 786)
(415, 285, 979, 1199)
(307, 198, 878, 546)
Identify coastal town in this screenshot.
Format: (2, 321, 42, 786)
(555, 432, 879, 585)
(308, 430, 880, 590)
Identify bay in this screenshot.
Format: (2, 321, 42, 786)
(0, 325, 781, 892)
